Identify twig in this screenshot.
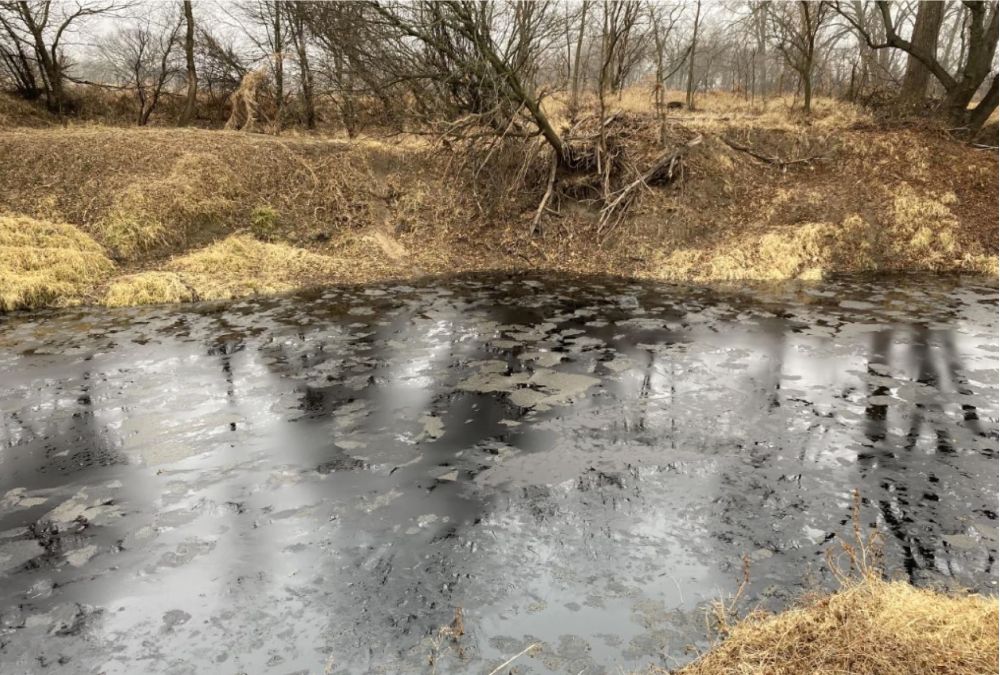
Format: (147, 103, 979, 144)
(599, 135, 703, 230)
(721, 136, 827, 168)
(487, 642, 541, 675)
(530, 153, 558, 236)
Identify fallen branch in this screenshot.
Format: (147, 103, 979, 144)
(598, 135, 703, 231)
(530, 153, 558, 236)
(721, 136, 827, 169)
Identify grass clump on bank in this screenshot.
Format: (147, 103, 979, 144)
(98, 152, 241, 261)
(102, 235, 346, 306)
(673, 577, 998, 675)
(0, 214, 114, 311)
(103, 271, 194, 307)
(664, 493, 998, 675)
(657, 186, 997, 283)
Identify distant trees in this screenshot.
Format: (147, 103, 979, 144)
(0, 0, 126, 118)
(764, 1, 836, 115)
(100, 11, 181, 125)
(0, 0, 995, 136)
(685, 0, 701, 110)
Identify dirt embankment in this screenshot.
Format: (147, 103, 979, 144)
(0, 94, 996, 311)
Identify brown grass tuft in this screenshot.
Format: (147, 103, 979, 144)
(671, 578, 998, 675)
(661, 492, 999, 675)
(165, 234, 346, 301)
(98, 152, 241, 261)
(656, 188, 996, 283)
(99, 235, 349, 306)
(0, 94, 53, 128)
(0, 214, 114, 311)
(102, 271, 194, 307)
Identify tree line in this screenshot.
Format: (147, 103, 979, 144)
(0, 0, 996, 137)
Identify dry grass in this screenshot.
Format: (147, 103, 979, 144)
(0, 90, 995, 311)
(103, 271, 194, 307)
(670, 578, 998, 675)
(544, 86, 873, 134)
(0, 126, 467, 273)
(0, 214, 114, 311)
(657, 194, 997, 283)
(0, 93, 53, 128)
(101, 235, 348, 306)
(167, 234, 347, 300)
(99, 152, 241, 260)
(658, 493, 999, 675)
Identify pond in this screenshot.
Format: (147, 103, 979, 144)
(0, 273, 997, 674)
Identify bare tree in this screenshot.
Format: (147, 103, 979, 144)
(0, 0, 127, 118)
(366, 1, 567, 160)
(836, 0, 998, 132)
(100, 12, 181, 125)
(284, 1, 314, 129)
(648, 1, 686, 140)
(600, 0, 644, 95)
(179, 0, 197, 125)
(686, 0, 702, 110)
(0, 8, 39, 97)
(567, 0, 589, 122)
(897, 0, 945, 109)
(765, 1, 834, 114)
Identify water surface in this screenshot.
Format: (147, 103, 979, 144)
(0, 273, 997, 673)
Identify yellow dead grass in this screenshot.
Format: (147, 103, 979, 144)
(671, 577, 998, 675)
(0, 214, 114, 311)
(99, 152, 240, 261)
(103, 271, 194, 307)
(544, 86, 873, 135)
(657, 185, 997, 282)
(101, 235, 348, 306)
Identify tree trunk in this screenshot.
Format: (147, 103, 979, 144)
(898, 1, 945, 109)
(297, 40, 315, 130)
(569, 1, 588, 122)
(22, 17, 63, 118)
(967, 74, 998, 136)
(685, 0, 701, 110)
(802, 67, 812, 113)
(180, 0, 197, 125)
(272, 1, 284, 131)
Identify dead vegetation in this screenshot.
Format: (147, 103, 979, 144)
(671, 578, 998, 675)
(0, 214, 114, 311)
(665, 493, 999, 675)
(0, 90, 996, 312)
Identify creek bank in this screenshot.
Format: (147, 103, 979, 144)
(0, 102, 996, 311)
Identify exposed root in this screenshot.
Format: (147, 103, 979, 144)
(721, 134, 828, 169)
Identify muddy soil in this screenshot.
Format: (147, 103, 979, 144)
(0, 273, 996, 674)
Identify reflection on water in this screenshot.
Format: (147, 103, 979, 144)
(0, 274, 996, 674)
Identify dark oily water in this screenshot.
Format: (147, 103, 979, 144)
(0, 274, 996, 674)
